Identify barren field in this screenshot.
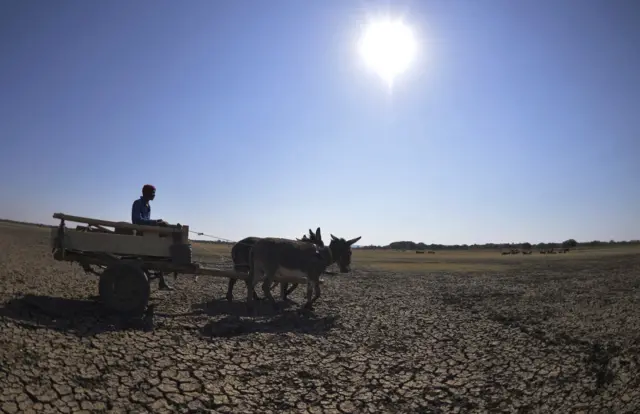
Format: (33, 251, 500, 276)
(1, 222, 639, 413)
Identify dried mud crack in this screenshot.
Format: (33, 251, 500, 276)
(1, 224, 639, 413)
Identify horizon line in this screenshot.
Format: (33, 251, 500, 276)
(1, 217, 637, 248)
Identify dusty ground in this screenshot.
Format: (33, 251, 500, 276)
(1, 222, 639, 413)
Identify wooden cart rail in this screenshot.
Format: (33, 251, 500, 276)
(51, 213, 191, 261)
(53, 213, 187, 235)
(54, 249, 249, 280)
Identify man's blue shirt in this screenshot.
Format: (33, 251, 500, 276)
(131, 197, 155, 225)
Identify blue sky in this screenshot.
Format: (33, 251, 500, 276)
(1, 0, 638, 246)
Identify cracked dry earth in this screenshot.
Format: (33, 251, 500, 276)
(1, 224, 639, 413)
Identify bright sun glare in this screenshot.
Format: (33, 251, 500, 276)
(358, 19, 417, 87)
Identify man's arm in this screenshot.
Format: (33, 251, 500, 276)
(131, 199, 158, 226)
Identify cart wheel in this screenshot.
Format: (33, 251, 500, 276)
(99, 263, 150, 316)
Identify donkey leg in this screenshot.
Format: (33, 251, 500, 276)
(311, 279, 322, 305)
(245, 278, 255, 312)
(247, 261, 261, 313)
(226, 278, 236, 302)
(285, 283, 298, 297)
(252, 278, 261, 301)
(280, 282, 288, 301)
(262, 270, 278, 308)
(303, 280, 314, 310)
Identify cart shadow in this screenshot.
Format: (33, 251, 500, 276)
(200, 313, 340, 338)
(193, 299, 340, 337)
(0, 294, 153, 337)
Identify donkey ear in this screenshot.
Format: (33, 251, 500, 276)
(308, 229, 315, 238)
(315, 227, 321, 240)
(347, 236, 362, 246)
(331, 234, 338, 241)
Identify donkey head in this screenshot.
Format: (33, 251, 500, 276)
(329, 234, 362, 273)
(297, 227, 325, 247)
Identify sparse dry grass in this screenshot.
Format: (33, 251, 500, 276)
(352, 245, 640, 272)
(192, 239, 640, 274)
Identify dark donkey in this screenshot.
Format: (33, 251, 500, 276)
(227, 228, 324, 302)
(247, 233, 361, 310)
(278, 227, 328, 300)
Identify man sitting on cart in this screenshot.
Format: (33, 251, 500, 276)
(132, 184, 174, 291)
(132, 184, 168, 227)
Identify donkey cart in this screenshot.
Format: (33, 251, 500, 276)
(49, 213, 310, 316)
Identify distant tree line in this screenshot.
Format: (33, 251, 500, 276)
(359, 238, 640, 251)
(192, 239, 233, 245)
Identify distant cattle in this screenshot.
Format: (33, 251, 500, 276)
(502, 248, 526, 255)
(416, 250, 425, 254)
(427, 250, 436, 254)
(534, 248, 570, 255)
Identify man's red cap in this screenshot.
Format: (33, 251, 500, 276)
(142, 184, 156, 193)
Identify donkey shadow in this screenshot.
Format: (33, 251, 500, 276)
(191, 297, 300, 318)
(193, 298, 339, 338)
(199, 312, 340, 338)
(0, 294, 153, 337)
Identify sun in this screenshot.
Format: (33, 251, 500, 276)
(358, 18, 418, 87)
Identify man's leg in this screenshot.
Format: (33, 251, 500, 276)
(158, 272, 174, 291)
